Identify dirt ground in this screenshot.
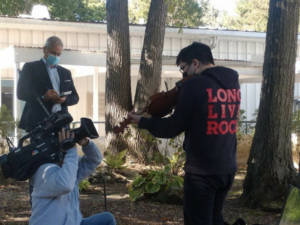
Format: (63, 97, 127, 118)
(0, 169, 281, 225)
(0, 136, 283, 225)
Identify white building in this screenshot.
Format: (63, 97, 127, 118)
(0, 17, 300, 135)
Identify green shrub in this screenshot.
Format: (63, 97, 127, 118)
(0, 105, 15, 154)
(128, 165, 183, 204)
(138, 129, 164, 165)
(79, 179, 90, 192)
(167, 147, 185, 175)
(292, 109, 300, 133)
(104, 150, 127, 174)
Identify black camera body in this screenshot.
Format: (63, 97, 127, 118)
(0, 111, 99, 181)
(1, 133, 60, 181)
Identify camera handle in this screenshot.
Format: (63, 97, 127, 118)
(17, 96, 53, 148)
(36, 96, 50, 117)
(6, 137, 15, 152)
(17, 123, 43, 148)
(17, 132, 32, 148)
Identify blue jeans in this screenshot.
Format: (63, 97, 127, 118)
(81, 212, 116, 225)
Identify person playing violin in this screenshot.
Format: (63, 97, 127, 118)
(128, 42, 241, 225)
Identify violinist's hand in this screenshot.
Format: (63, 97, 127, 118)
(128, 111, 142, 124)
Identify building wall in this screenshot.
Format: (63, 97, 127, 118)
(0, 17, 271, 65)
(1, 17, 300, 127)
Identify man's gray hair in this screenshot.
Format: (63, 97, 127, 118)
(44, 36, 63, 50)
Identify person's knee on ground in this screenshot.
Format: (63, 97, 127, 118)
(101, 212, 116, 225)
(81, 211, 116, 225)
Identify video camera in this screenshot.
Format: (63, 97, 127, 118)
(0, 111, 99, 181)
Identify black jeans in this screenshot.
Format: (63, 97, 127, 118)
(184, 173, 235, 225)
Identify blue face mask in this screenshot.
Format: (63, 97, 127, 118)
(46, 54, 60, 66)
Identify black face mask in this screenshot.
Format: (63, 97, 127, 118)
(182, 72, 188, 78)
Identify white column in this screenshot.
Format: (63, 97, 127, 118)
(0, 65, 1, 108)
(93, 67, 99, 123)
(13, 63, 20, 123)
(13, 51, 20, 145)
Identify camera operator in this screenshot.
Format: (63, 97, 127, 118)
(28, 128, 116, 225)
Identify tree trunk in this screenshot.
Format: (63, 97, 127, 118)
(134, 0, 168, 111)
(242, 0, 300, 208)
(129, 0, 168, 162)
(105, 0, 132, 153)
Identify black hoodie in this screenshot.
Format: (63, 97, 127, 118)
(139, 66, 240, 175)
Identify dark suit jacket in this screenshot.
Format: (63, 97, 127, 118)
(17, 59, 79, 131)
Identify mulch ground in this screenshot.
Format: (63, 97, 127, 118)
(0, 168, 281, 225)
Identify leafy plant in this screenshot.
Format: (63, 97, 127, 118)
(291, 109, 300, 167)
(225, 0, 269, 32)
(165, 133, 183, 151)
(133, 128, 164, 165)
(0, 105, 16, 154)
(104, 150, 127, 174)
(79, 179, 90, 192)
(167, 147, 185, 175)
(129, 0, 207, 28)
(0, 105, 15, 137)
(292, 109, 300, 133)
(128, 165, 183, 203)
(281, 187, 300, 223)
(237, 109, 255, 139)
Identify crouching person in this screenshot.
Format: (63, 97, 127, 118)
(29, 128, 116, 225)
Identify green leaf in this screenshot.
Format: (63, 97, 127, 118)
(129, 0, 206, 28)
(170, 176, 184, 189)
(78, 179, 90, 192)
(104, 150, 127, 172)
(152, 171, 167, 185)
(145, 182, 160, 194)
(129, 187, 144, 201)
(132, 175, 146, 188)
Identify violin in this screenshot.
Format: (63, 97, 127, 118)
(113, 76, 191, 134)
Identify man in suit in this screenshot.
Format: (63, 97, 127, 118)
(17, 36, 79, 132)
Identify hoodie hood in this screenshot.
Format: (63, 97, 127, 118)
(201, 66, 239, 89)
